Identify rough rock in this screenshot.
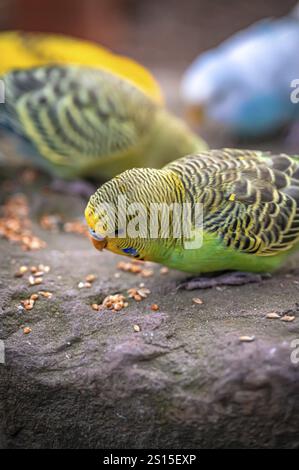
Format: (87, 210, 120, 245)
(0, 166, 299, 449)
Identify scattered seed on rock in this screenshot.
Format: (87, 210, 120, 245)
(85, 274, 96, 283)
(78, 281, 92, 289)
(30, 294, 39, 301)
(281, 315, 295, 322)
(266, 312, 280, 319)
(38, 291, 53, 299)
(192, 297, 203, 305)
(91, 303, 100, 311)
(29, 276, 43, 286)
(160, 267, 169, 275)
(133, 324, 141, 332)
(100, 294, 127, 312)
(14, 265, 28, 277)
(239, 335, 255, 343)
(151, 304, 159, 311)
(23, 327, 32, 334)
(0, 194, 46, 251)
(127, 287, 151, 302)
(39, 264, 50, 273)
(141, 269, 154, 278)
(21, 299, 35, 310)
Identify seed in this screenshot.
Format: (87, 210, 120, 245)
(30, 294, 39, 301)
(91, 303, 99, 311)
(141, 269, 153, 278)
(100, 294, 126, 311)
(134, 294, 142, 302)
(23, 327, 32, 334)
(38, 291, 53, 298)
(160, 267, 169, 275)
(30, 266, 38, 273)
(85, 274, 96, 283)
(266, 312, 280, 319)
(151, 304, 159, 311)
(78, 281, 92, 289)
(133, 324, 141, 332)
(281, 315, 295, 322)
(239, 335, 255, 343)
(39, 264, 50, 273)
(21, 298, 35, 310)
(114, 303, 123, 311)
(33, 271, 44, 277)
(29, 275, 43, 286)
(131, 265, 142, 274)
(14, 265, 28, 277)
(192, 297, 203, 305)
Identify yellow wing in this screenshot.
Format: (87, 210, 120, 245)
(0, 31, 163, 104)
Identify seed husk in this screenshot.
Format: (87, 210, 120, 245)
(239, 335, 255, 343)
(281, 315, 295, 322)
(85, 274, 96, 283)
(266, 312, 280, 319)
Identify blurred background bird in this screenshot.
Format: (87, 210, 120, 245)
(0, 31, 207, 185)
(181, 3, 299, 143)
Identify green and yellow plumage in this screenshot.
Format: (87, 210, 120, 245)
(0, 31, 163, 102)
(85, 149, 299, 274)
(0, 32, 207, 179)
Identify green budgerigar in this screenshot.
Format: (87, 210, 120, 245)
(85, 149, 299, 287)
(0, 65, 206, 181)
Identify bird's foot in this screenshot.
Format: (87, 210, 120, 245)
(49, 179, 96, 199)
(178, 271, 271, 290)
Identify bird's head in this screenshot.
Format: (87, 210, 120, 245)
(85, 167, 185, 261)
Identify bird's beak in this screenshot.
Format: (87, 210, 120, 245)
(185, 105, 205, 126)
(88, 233, 107, 251)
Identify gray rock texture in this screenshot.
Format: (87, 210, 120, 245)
(0, 166, 299, 449)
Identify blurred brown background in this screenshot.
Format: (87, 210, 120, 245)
(1, 0, 297, 144)
(0, 0, 297, 69)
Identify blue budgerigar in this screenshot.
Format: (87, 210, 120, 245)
(181, 5, 299, 138)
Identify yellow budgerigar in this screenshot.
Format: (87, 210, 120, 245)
(0, 32, 207, 180)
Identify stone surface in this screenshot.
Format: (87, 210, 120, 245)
(0, 166, 299, 449)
